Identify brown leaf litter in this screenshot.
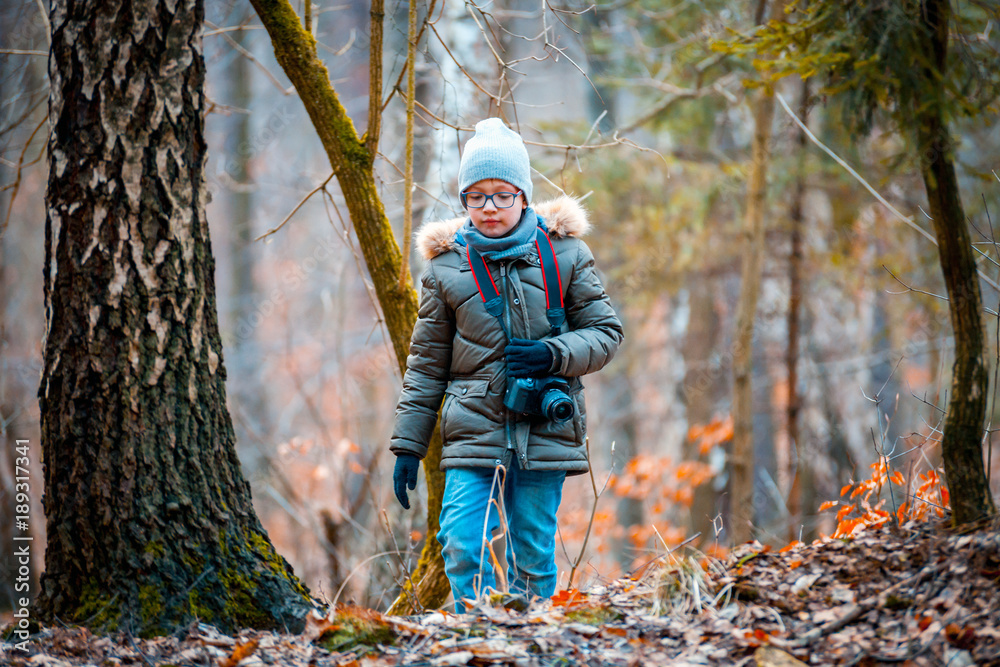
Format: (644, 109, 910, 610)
(3, 519, 998, 666)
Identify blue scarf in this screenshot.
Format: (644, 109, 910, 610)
(457, 208, 541, 261)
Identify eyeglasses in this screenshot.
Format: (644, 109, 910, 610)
(461, 191, 522, 209)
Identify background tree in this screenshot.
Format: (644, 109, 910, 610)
(740, 0, 999, 526)
(247, 0, 450, 614)
(37, 0, 311, 633)
(731, 0, 783, 544)
(0, 0, 48, 613)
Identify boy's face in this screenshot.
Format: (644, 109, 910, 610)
(463, 179, 526, 238)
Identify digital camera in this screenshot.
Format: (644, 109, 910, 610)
(504, 376, 575, 423)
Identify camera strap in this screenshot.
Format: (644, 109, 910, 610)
(467, 227, 565, 336)
(534, 227, 566, 336)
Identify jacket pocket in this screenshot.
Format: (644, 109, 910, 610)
(445, 377, 491, 399)
(441, 378, 491, 445)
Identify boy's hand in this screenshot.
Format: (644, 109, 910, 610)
(393, 454, 420, 509)
(505, 338, 555, 377)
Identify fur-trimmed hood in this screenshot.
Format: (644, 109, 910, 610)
(416, 195, 591, 260)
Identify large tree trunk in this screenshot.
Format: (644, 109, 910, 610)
(730, 87, 775, 545)
(917, 0, 995, 526)
(248, 0, 450, 613)
(38, 0, 311, 634)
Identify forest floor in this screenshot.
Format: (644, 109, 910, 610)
(3, 518, 999, 667)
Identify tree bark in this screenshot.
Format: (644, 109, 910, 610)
(917, 0, 996, 526)
(730, 87, 775, 545)
(38, 0, 311, 635)
(248, 0, 450, 612)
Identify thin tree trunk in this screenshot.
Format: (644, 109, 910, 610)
(730, 0, 782, 546)
(917, 0, 996, 526)
(38, 0, 311, 634)
(731, 87, 775, 545)
(410, 59, 434, 228)
(682, 278, 723, 546)
(612, 378, 642, 570)
(248, 0, 450, 612)
(786, 79, 809, 541)
(227, 8, 270, 470)
(581, 4, 617, 135)
(229, 17, 256, 330)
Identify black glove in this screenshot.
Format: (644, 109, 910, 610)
(393, 454, 420, 510)
(505, 338, 555, 378)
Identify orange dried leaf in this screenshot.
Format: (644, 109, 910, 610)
(220, 638, 259, 667)
(818, 500, 838, 512)
(779, 540, 802, 553)
(717, 416, 734, 441)
(551, 589, 587, 607)
(836, 505, 854, 522)
(890, 470, 905, 486)
(302, 609, 340, 642)
(687, 424, 706, 442)
(840, 483, 853, 497)
(836, 517, 861, 536)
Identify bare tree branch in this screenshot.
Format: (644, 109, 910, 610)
(1, 114, 47, 242)
(255, 173, 334, 242)
(205, 19, 294, 95)
(775, 92, 1000, 293)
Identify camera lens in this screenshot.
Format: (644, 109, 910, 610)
(541, 390, 574, 423)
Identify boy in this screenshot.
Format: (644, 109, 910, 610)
(390, 118, 623, 610)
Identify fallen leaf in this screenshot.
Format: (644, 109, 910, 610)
(219, 638, 259, 667)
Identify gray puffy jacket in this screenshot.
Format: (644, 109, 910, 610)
(390, 196, 624, 474)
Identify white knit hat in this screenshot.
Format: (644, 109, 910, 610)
(458, 118, 533, 203)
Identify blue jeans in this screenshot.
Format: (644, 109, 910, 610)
(437, 461, 566, 611)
